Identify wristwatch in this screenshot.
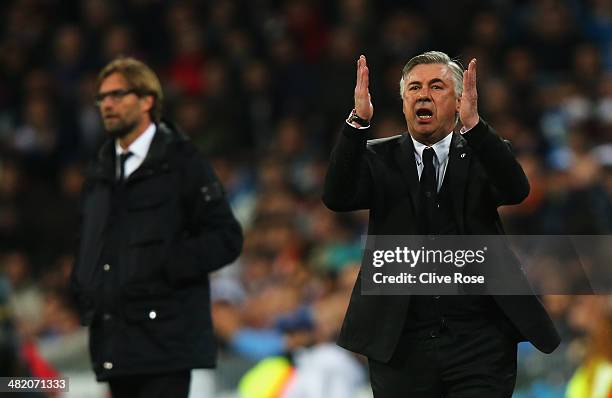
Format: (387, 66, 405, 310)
(347, 109, 370, 128)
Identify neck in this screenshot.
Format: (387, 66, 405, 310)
(118, 118, 151, 150)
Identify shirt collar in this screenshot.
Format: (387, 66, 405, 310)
(411, 131, 453, 164)
(115, 123, 156, 159)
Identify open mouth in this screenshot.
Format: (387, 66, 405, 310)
(416, 109, 433, 120)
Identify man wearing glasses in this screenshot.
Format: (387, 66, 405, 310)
(71, 57, 243, 397)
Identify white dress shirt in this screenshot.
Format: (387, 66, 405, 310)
(115, 123, 156, 179)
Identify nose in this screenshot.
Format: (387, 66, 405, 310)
(417, 87, 431, 101)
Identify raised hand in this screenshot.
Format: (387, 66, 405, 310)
(354, 55, 374, 121)
(460, 58, 479, 130)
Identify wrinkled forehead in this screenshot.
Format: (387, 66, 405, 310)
(405, 63, 454, 85)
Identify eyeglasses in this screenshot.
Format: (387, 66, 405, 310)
(95, 89, 138, 106)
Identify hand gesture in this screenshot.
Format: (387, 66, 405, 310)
(354, 55, 373, 121)
(460, 59, 479, 130)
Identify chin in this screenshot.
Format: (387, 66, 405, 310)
(105, 121, 137, 139)
(106, 126, 131, 139)
(412, 126, 436, 137)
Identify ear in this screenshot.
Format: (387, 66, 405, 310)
(456, 94, 461, 113)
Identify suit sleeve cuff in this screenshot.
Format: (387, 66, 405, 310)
(459, 118, 490, 150)
(340, 122, 370, 143)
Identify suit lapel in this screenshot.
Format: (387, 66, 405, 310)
(395, 134, 420, 216)
(446, 132, 471, 233)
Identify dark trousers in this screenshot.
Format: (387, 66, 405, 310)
(368, 322, 517, 398)
(108, 370, 191, 398)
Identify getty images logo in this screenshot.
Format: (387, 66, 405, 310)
(372, 246, 488, 268)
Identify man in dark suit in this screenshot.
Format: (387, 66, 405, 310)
(70, 57, 243, 398)
(322, 52, 560, 397)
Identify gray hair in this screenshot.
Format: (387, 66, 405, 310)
(399, 51, 464, 98)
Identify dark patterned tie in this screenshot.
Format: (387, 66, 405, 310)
(417, 147, 437, 234)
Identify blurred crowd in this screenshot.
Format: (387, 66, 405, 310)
(0, 0, 611, 396)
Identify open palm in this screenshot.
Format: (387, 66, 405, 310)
(459, 59, 479, 130)
(354, 55, 373, 121)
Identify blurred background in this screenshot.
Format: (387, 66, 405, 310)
(0, 0, 610, 397)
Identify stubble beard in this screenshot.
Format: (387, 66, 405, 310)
(103, 118, 138, 140)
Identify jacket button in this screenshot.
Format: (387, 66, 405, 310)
(434, 295, 440, 299)
(103, 362, 113, 370)
(103, 264, 111, 271)
(103, 313, 112, 321)
(430, 331, 437, 338)
(149, 311, 157, 319)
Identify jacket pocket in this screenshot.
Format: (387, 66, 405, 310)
(122, 284, 179, 323)
(128, 227, 165, 247)
(127, 193, 170, 210)
(127, 178, 172, 210)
